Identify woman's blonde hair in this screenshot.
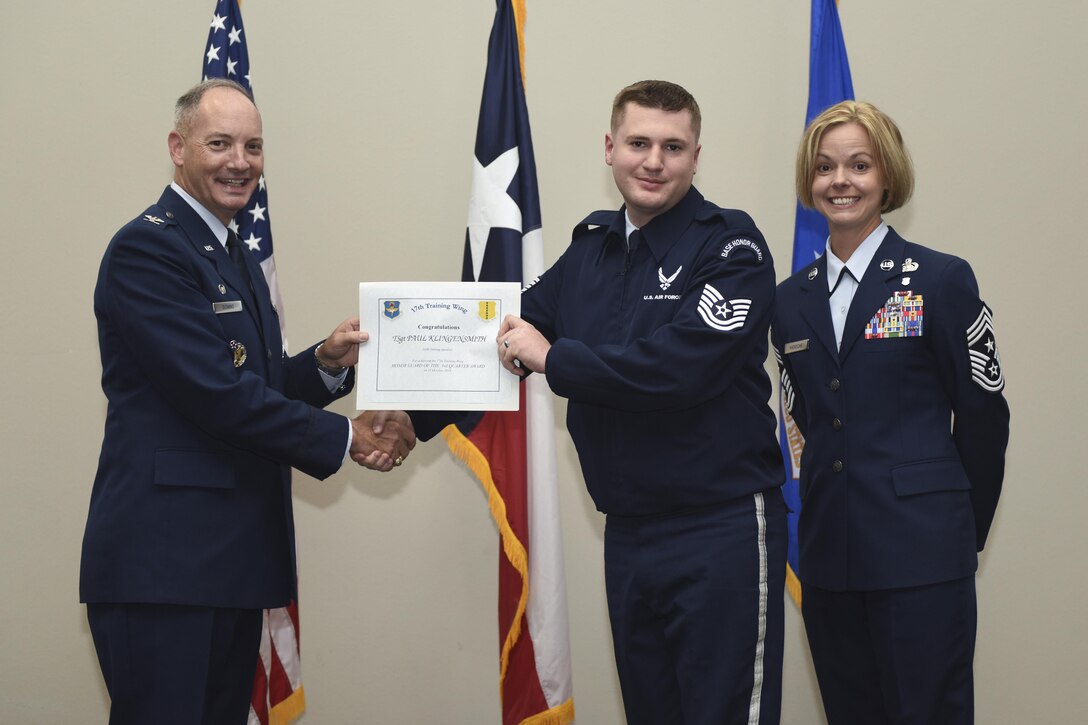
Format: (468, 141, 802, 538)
(796, 100, 914, 213)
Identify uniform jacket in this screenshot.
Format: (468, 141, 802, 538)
(522, 186, 783, 516)
(80, 187, 352, 609)
(772, 227, 1009, 591)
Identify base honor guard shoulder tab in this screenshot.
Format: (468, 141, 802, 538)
(572, 210, 616, 240)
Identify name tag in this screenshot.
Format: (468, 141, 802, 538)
(213, 300, 243, 314)
(784, 339, 810, 354)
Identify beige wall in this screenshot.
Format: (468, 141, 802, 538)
(2, 1, 1085, 722)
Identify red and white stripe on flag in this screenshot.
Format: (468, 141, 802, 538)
(249, 601, 306, 725)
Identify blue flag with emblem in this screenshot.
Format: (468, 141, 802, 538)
(203, 0, 287, 343)
(201, 3, 304, 724)
(780, 0, 854, 606)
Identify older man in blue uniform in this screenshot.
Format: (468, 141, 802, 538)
(496, 80, 786, 725)
(80, 79, 413, 725)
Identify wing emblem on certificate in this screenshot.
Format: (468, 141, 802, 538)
(358, 282, 521, 411)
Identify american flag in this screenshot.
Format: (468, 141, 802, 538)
(202, 3, 305, 724)
(203, 0, 287, 342)
(442, 2, 575, 723)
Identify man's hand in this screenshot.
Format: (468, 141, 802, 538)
(350, 410, 416, 472)
(497, 315, 550, 376)
(318, 317, 368, 370)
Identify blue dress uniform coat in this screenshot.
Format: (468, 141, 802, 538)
(80, 186, 352, 611)
(522, 186, 784, 515)
(771, 227, 1009, 593)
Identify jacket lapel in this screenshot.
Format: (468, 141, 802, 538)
(159, 188, 268, 343)
(796, 255, 840, 360)
(838, 231, 906, 360)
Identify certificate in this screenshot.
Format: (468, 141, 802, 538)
(357, 282, 522, 411)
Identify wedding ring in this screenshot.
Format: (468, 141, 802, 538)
(394, 456, 403, 466)
(503, 339, 510, 348)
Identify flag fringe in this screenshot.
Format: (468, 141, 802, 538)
(441, 423, 530, 691)
(786, 564, 802, 609)
(517, 697, 575, 725)
(268, 685, 305, 725)
(511, 0, 527, 86)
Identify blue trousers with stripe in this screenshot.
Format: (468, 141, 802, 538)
(604, 490, 787, 725)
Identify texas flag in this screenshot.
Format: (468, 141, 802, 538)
(442, 2, 575, 723)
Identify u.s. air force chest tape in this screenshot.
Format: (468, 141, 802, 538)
(213, 300, 243, 314)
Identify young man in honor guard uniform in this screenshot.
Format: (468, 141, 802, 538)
(772, 101, 1010, 724)
(80, 79, 414, 725)
(496, 80, 787, 725)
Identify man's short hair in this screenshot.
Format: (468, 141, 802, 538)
(174, 78, 256, 136)
(611, 80, 701, 140)
(795, 100, 914, 213)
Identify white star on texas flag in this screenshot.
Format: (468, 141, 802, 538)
(466, 146, 522, 281)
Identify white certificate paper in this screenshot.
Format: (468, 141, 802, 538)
(357, 282, 521, 411)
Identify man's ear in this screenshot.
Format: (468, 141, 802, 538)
(167, 131, 185, 168)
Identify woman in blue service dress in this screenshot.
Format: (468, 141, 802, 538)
(771, 100, 1009, 725)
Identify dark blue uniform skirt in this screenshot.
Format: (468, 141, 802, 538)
(604, 490, 786, 725)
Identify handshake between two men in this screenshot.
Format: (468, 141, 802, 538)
(316, 316, 418, 474)
(340, 312, 550, 473)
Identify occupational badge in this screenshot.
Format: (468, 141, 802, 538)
(383, 300, 401, 319)
(902, 258, 919, 272)
(966, 305, 1004, 392)
(478, 301, 498, 321)
(230, 340, 247, 368)
(865, 291, 924, 339)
